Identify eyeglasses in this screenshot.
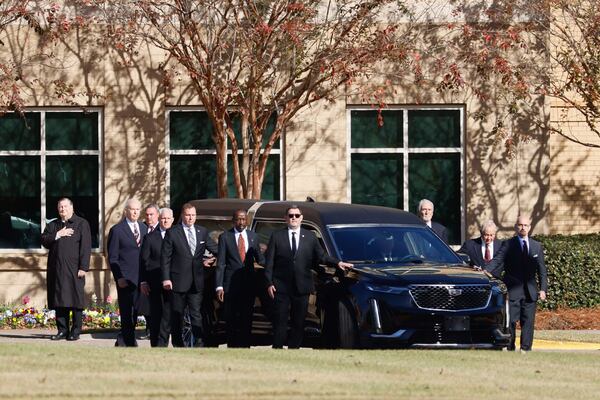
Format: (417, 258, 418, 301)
(288, 213, 302, 219)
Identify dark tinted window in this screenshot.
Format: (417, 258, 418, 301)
(329, 225, 460, 264)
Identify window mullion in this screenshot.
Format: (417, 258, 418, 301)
(40, 111, 46, 239)
(403, 109, 409, 212)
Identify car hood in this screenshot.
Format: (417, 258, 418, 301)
(350, 263, 492, 285)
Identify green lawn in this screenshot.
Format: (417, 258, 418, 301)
(0, 343, 598, 399)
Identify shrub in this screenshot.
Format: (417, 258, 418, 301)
(534, 233, 600, 310)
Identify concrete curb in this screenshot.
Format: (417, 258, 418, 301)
(1, 329, 599, 350)
(530, 339, 600, 351)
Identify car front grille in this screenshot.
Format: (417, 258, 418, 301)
(409, 285, 492, 311)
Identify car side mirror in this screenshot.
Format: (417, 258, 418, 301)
(456, 252, 471, 264)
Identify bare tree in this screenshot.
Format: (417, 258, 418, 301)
(87, 0, 404, 198)
(423, 0, 600, 149)
(0, 0, 96, 113)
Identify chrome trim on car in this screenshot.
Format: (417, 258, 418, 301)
(410, 343, 496, 349)
(370, 298, 382, 332)
(370, 329, 408, 339)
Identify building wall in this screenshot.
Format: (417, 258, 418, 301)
(549, 106, 600, 234)
(1, 11, 596, 308)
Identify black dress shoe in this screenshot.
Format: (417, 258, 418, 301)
(51, 332, 68, 341)
(66, 334, 80, 341)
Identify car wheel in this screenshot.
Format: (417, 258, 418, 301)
(338, 300, 358, 349)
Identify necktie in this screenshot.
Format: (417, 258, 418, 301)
(238, 234, 246, 263)
(522, 240, 528, 257)
(484, 244, 491, 263)
(133, 224, 140, 247)
(148, 225, 154, 233)
(291, 232, 297, 255)
(187, 227, 196, 255)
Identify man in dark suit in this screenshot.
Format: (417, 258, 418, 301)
(418, 199, 448, 244)
(140, 207, 174, 347)
(216, 209, 265, 347)
(41, 198, 91, 341)
(458, 220, 502, 268)
(137, 203, 160, 340)
(485, 215, 548, 352)
(265, 205, 353, 349)
(107, 198, 147, 347)
(161, 203, 218, 347)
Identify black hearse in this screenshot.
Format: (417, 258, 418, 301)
(192, 199, 511, 349)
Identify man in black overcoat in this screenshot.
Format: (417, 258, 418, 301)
(265, 205, 353, 349)
(41, 197, 91, 341)
(216, 209, 265, 347)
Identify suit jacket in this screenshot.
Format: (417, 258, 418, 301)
(431, 221, 449, 244)
(216, 228, 264, 293)
(160, 223, 218, 293)
(140, 228, 164, 283)
(107, 219, 147, 285)
(458, 237, 502, 267)
(265, 228, 339, 295)
(485, 236, 548, 301)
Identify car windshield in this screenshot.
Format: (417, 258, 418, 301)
(329, 225, 461, 265)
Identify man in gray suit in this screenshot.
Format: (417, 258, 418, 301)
(216, 209, 264, 347)
(485, 215, 548, 352)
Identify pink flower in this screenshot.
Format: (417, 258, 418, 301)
(22, 295, 30, 305)
(106, 295, 113, 304)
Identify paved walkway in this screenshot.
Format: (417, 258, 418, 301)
(0, 329, 598, 350)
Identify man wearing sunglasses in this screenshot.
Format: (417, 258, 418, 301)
(265, 205, 353, 349)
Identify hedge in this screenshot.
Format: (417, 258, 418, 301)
(534, 233, 600, 310)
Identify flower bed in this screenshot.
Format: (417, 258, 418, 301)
(0, 294, 141, 330)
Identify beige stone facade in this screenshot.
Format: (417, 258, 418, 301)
(0, 9, 599, 308)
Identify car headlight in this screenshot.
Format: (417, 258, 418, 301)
(365, 284, 407, 294)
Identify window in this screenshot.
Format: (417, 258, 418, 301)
(167, 110, 281, 219)
(349, 107, 464, 245)
(0, 110, 102, 250)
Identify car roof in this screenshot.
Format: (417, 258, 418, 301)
(190, 199, 425, 227)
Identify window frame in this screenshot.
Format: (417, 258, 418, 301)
(346, 105, 466, 244)
(165, 107, 284, 206)
(0, 107, 104, 253)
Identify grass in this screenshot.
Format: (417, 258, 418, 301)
(0, 343, 599, 399)
(534, 330, 600, 343)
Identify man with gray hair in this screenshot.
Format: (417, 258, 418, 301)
(140, 207, 174, 347)
(458, 220, 503, 269)
(107, 198, 147, 346)
(417, 199, 448, 244)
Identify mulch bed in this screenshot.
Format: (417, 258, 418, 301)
(536, 306, 600, 330)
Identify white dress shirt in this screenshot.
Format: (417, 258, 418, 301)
(288, 228, 301, 250)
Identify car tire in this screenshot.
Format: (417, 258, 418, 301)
(338, 300, 358, 349)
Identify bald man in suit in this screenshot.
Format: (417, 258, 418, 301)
(485, 215, 548, 352)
